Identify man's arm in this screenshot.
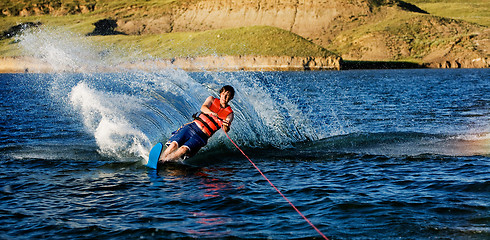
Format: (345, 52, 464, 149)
(200, 96, 218, 117)
(222, 112, 234, 132)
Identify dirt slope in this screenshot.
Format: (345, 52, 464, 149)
(116, 0, 489, 68)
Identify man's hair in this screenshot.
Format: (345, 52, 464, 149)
(220, 85, 235, 99)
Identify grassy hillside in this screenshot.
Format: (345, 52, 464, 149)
(0, 1, 337, 60)
(404, 0, 489, 26)
(327, 6, 483, 62)
(0, 24, 335, 61)
(90, 26, 336, 59)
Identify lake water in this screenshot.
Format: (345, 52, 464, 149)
(1, 68, 489, 239)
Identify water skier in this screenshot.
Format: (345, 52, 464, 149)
(159, 85, 235, 163)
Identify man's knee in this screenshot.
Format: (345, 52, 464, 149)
(177, 146, 189, 155)
(166, 141, 178, 149)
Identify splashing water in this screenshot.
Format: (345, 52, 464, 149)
(69, 82, 151, 159)
(15, 27, 327, 161)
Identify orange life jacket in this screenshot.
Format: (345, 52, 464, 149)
(193, 97, 233, 136)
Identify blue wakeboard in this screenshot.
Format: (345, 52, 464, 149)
(146, 142, 163, 169)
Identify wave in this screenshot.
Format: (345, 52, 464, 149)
(297, 131, 490, 157)
(16, 27, 326, 161)
(16, 27, 490, 161)
(188, 131, 490, 166)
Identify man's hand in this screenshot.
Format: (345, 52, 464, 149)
(221, 120, 230, 127)
(221, 119, 230, 132)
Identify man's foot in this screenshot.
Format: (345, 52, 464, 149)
(146, 142, 163, 169)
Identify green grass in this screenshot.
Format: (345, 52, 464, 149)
(0, 15, 97, 34)
(0, 39, 22, 57)
(404, 0, 490, 26)
(90, 26, 335, 60)
(1, 24, 335, 60)
(0, 0, 183, 16)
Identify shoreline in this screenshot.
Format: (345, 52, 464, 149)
(0, 56, 342, 73)
(1, 56, 487, 73)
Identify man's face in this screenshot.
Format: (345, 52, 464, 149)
(220, 91, 233, 107)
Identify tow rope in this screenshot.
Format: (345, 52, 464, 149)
(224, 131, 329, 240)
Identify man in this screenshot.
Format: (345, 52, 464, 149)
(159, 85, 235, 163)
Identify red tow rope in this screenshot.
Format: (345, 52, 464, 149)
(224, 131, 329, 240)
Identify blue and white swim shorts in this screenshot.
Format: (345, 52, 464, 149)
(166, 122, 209, 158)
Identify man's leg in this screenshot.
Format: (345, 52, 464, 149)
(159, 141, 178, 162)
(163, 146, 188, 162)
(159, 141, 188, 162)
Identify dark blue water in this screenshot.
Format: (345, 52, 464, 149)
(1, 69, 489, 239)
